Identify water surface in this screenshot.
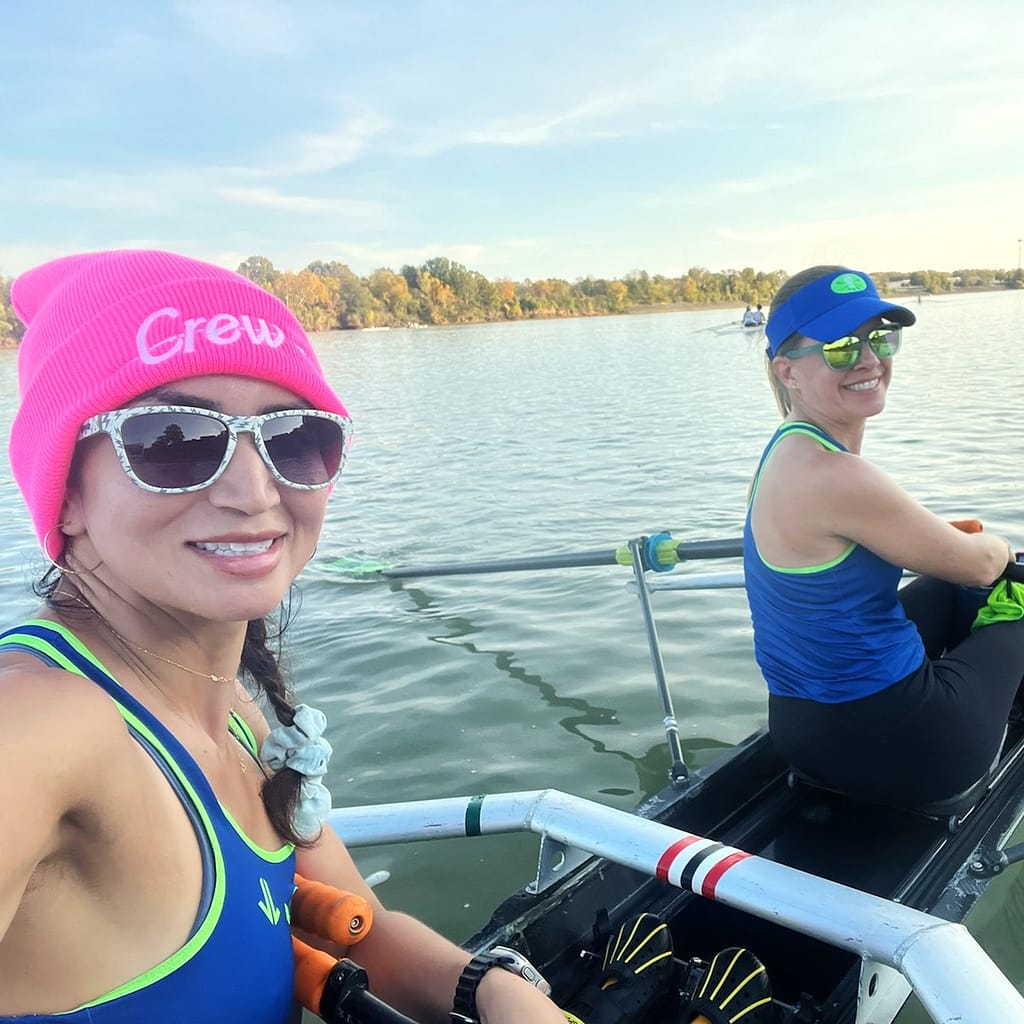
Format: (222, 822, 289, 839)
(1, 292, 1022, 988)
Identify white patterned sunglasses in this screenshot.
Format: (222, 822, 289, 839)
(78, 405, 352, 493)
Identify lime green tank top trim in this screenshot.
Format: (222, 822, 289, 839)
(746, 422, 856, 574)
(0, 620, 295, 1013)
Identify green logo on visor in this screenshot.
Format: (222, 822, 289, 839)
(830, 273, 868, 295)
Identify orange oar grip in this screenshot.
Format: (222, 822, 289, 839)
(292, 874, 374, 946)
(950, 518, 983, 533)
(292, 934, 336, 1014)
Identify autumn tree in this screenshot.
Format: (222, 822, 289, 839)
(494, 278, 521, 319)
(272, 270, 336, 332)
(211, 253, 1018, 332)
(366, 269, 414, 325)
(306, 260, 376, 329)
(0, 273, 23, 344)
(416, 271, 457, 324)
(236, 255, 278, 289)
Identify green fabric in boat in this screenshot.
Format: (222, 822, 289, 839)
(972, 579, 1024, 631)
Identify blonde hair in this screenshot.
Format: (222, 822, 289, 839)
(763, 265, 846, 417)
(767, 352, 791, 416)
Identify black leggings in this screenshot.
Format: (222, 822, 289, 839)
(769, 576, 1024, 805)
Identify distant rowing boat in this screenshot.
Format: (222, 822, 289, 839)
(710, 322, 764, 337)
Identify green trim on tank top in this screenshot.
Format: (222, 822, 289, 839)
(0, 620, 292, 1010)
(228, 709, 259, 756)
(747, 422, 856, 574)
(224, 714, 295, 858)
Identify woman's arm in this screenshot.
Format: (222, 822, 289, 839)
(0, 666, 105, 935)
(241, 687, 564, 1019)
(806, 450, 1012, 585)
(296, 828, 566, 1023)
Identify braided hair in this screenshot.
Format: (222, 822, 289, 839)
(241, 615, 314, 847)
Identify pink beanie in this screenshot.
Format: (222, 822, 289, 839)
(9, 249, 350, 555)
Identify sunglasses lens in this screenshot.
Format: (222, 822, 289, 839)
(868, 328, 901, 358)
(120, 411, 230, 489)
(261, 414, 345, 486)
(821, 338, 861, 370)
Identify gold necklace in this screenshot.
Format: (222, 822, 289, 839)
(104, 623, 238, 685)
(54, 592, 250, 774)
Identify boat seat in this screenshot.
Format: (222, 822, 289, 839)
(786, 766, 992, 831)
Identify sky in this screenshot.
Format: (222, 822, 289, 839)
(2, 0, 1023, 284)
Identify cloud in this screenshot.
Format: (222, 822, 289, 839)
(0, 243, 81, 278)
(716, 178, 1024, 272)
(712, 165, 819, 198)
(174, 0, 300, 55)
(277, 112, 388, 175)
(33, 172, 190, 215)
(213, 185, 381, 218)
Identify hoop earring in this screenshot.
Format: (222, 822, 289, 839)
(42, 524, 103, 576)
(42, 523, 73, 575)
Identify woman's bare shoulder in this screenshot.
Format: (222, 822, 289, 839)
(0, 654, 132, 768)
(0, 656, 137, 879)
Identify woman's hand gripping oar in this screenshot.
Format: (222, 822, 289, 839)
(292, 876, 403, 1019)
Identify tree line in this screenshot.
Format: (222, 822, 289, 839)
(1, 257, 1022, 343)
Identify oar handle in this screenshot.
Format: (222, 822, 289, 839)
(950, 518, 983, 533)
(293, 935, 337, 1014)
(946, 517, 1024, 581)
(293, 942, 419, 1023)
(292, 873, 373, 947)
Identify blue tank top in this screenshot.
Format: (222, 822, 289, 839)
(0, 621, 296, 1024)
(743, 423, 924, 702)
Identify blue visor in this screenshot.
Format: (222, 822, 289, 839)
(765, 270, 915, 356)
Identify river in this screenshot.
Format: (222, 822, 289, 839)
(1, 290, 1023, 1013)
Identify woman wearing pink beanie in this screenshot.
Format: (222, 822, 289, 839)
(0, 250, 564, 1024)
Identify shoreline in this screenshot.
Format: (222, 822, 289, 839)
(625, 283, 1017, 317)
(1, 285, 1017, 347)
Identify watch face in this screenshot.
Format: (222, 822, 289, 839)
(492, 946, 553, 996)
(451, 946, 553, 1022)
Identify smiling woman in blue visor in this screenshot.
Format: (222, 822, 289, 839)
(744, 265, 1024, 808)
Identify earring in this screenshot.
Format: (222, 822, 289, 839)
(42, 523, 102, 576)
(42, 524, 72, 575)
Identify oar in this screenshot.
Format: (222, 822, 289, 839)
(327, 519, 984, 580)
(351, 536, 743, 580)
(699, 318, 744, 333)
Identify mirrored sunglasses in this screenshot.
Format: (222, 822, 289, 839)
(785, 326, 902, 371)
(78, 405, 352, 493)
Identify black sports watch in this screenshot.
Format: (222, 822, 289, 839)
(450, 945, 551, 1022)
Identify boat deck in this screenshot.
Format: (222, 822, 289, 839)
(464, 712, 1024, 1022)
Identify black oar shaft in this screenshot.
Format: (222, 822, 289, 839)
(378, 538, 744, 579)
(670, 539, 743, 562)
(379, 548, 619, 579)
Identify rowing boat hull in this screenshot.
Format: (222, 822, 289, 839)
(463, 720, 1024, 1023)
